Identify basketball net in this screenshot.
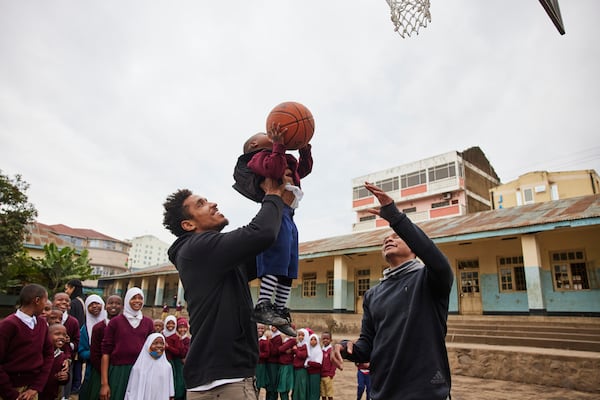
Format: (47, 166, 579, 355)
(386, 0, 431, 38)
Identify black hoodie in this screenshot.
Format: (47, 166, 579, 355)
(167, 194, 283, 388)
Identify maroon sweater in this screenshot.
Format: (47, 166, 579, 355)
(90, 320, 108, 372)
(292, 344, 308, 370)
(320, 346, 336, 378)
(165, 333, 186, 361)
(278, 338, 295, 365)
(63, 314, 80, 359)
(258, 338, 270, 364)
(101, 315, 154, 365)
(39, 350, 69, 400)
(0, 314, 54, 400)
(267, 334, 282, 364)
(248, 143, 313, 187)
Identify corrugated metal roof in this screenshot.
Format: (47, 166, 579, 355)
(102, 195, 600, 279)
(299, 194, 600, 256)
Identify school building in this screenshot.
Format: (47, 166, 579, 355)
(98, 193, 600, 321)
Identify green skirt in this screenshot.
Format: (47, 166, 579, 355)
(308, 373, 321, 400)
(256, 363, 270, 389)
(266, 363, 280, 392)
(292, 368, 308, 400)
(108, 364, 133, 400)
(169, 358, 186, 400)
(78, 366, 101, 400)
(277, 364, 294, 393)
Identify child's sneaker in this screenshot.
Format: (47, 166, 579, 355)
(252, 302, 288, 326)
(276, 322, 297, 337)
(276, 306, 292, 324)
(274, 307, 297, 336)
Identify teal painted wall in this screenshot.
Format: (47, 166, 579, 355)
(480, 273, 529, 313)
(543, 269, 600, 313)
(252, 282, 356, 312)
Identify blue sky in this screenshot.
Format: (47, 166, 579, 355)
(1, 0, 598, 245)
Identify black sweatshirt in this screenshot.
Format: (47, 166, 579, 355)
(345, 203, 454, 400)
(168, 195, 284, 388)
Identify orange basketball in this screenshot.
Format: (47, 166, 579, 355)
(266, 101, 315, 150)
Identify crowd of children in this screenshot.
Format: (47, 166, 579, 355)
(255, 323, 337, 400)
(0, 284, 191, 400)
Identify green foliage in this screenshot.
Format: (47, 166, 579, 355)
(33, 243, 98, 296)
(0, 171, 38, 293)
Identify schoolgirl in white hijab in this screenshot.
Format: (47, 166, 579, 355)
(305, 333, 323, 367)
(124, 333, 175, 400)
(123, 287, 144, 328)
(84, 294, 107, 345)
(163, 315, 178, 338)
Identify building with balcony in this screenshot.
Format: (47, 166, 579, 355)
(127, 234, 171, 270)
(490, 169, 600, 209)
(351, 146, 500, 231)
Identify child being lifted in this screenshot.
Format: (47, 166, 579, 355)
(233, 123, 313, 337)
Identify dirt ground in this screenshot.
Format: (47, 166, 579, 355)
(258, 360, 600, 400)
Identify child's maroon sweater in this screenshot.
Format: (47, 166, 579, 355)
(0, 314, 54, 399)
(267, 334, 282, 364)
(101, 314, 154, 365)
(258, 338, 270, 364)
(39, 350, 69, 400)
(292, 344, 308, 369)
(165, 333, 186, 361)
(90, 320, 107, 372)
(278, 338, 295, 365)
(320, 346, 336, 378)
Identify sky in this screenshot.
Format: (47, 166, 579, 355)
(1, 1, 599, 246)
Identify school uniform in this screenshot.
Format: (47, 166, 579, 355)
(39, 349, 70, 400)
(320, 344, 335, 398)
(277, 338, 295, 397)
(266, 331, 282, 400)
(164, 317, 186, 400)
(101, 313, 154, 400)
(291, 329, 309, 400)
(256, 335, 271, 390)
(0, 313, 54, 400)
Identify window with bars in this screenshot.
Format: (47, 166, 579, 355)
(498, 256, 526, 292)
(400, 170, 426, 189)
(551, 250, 589, 290)
(356, 269, 371, 296)
(302, 273, 317, 297)
(428, 162, 456, 182)
(327, 271, 334, 297)
(353, 177, 399, 200)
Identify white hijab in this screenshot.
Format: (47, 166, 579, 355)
(84, 294, 107, 345)
(305, 333, 323, 367)
(163, 315, 177, 338)
(125, 333, 174, 400)
(123, 287, 144, 329)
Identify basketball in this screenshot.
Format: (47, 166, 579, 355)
(266, 101, 315, 150)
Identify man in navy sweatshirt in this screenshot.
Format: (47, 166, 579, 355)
(163, 175, 288, 400)
(332, 182, 454, 400)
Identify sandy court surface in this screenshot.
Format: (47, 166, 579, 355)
(258, 360, 599, 400)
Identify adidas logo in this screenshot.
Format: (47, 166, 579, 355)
(430, 370, 446, 385)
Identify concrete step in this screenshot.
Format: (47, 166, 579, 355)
(447, 327, 600, 343)
(446, 332, 600, 352)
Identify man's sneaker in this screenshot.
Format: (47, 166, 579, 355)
(276, 322, 297, 337)
(252, 302, 288, 326)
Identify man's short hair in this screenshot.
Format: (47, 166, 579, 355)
(163, 189, 193, 237)
(19, 284, 47, 306)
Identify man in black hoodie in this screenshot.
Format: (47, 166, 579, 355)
(163, 176, 287, 400)
(332, 182, 454, 400)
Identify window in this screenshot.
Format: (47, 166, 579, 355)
(428, 162, 456, 182)
(327, 271, 334, 297)
(357, 269, 370, 296)
(402, 206, 416, 213)
(401, 170, 426, 188)
(302, 273, 317, 297)
(359, 215, 376, 222)
(552, 250, 589, 290)
(498, 256, 526, 292)
(523, 188, 534, 204)
(353, 177, 399, 200)
(431, 200, 449, 209)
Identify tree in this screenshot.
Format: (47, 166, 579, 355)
(34, 243, 98, 296)
(0, 171, 38, 293)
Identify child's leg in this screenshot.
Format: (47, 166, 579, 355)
(274, 276, 293, 314)
(253, 275, 288, 326)
(258, 274, 278, 305)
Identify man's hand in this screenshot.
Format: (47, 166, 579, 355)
(331, 341, 353, 370)
(261, 177, 286, 197)
(365, 181, 394, 216)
